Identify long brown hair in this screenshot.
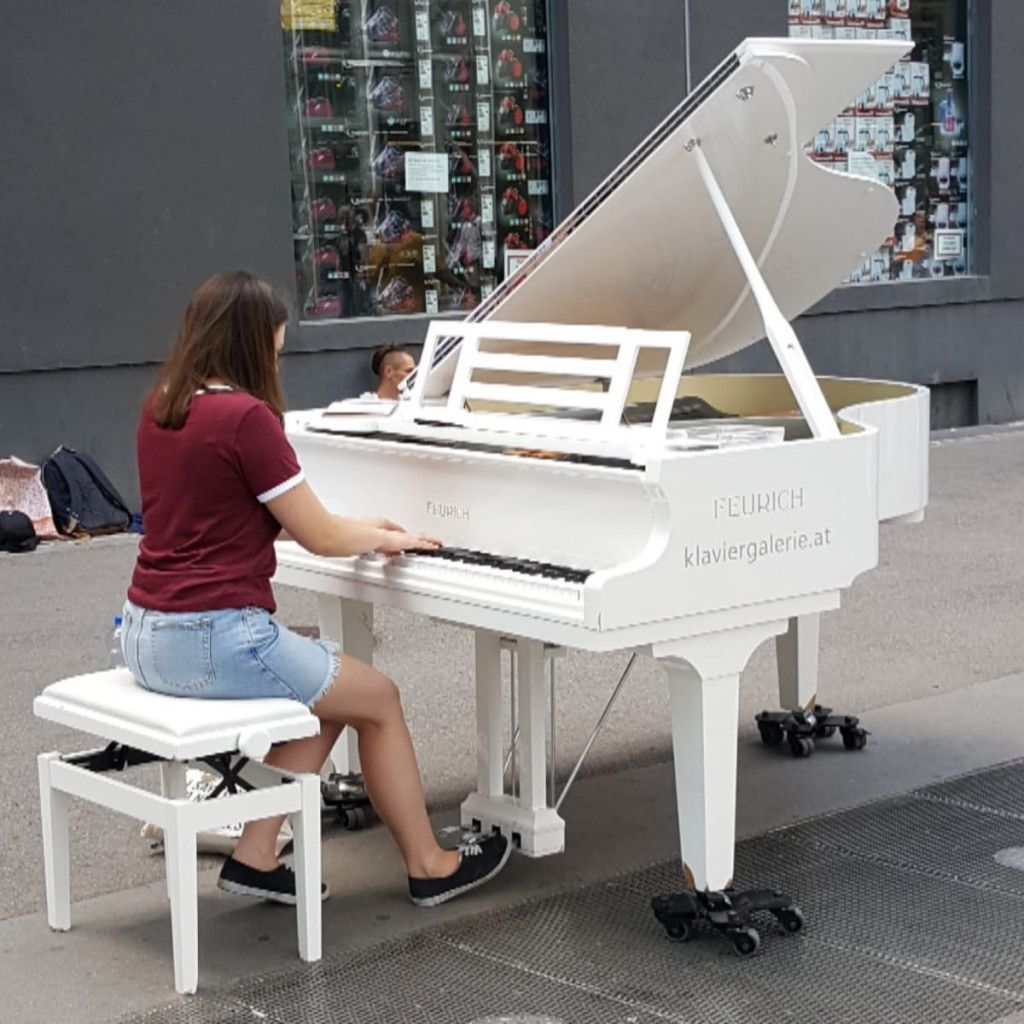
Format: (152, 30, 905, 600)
(150, 271, 290, 428)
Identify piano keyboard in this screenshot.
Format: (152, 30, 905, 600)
(410, 547, 592, 584)
(288, 544, 594, 622)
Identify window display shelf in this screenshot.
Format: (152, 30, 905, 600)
(790, 0, 971, 284)
(281, 0, 553, 322)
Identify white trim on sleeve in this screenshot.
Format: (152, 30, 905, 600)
(257, 470, 305, 503)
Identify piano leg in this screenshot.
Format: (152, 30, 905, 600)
(758, 613, 868, 758)
(660, 656, 740, 894)
(461, 633, 565, 856)
(775, 613, 819, 712)
(652, 628, 804, 955)
(316, 595, 375, 828)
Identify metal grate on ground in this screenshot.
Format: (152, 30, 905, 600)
(122, 760, 1024, 1024)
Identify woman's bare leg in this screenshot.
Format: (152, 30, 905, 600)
(231, 725, 341, 870)
(231, 656, 458, 879)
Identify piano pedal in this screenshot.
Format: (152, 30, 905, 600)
(755, 705, 868, 757)
(321, 771, 375, 831)
(651, 888, 804, 957)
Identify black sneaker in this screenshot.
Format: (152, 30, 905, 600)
(217, 856, 329, 906)
(408, 832, 512, 907)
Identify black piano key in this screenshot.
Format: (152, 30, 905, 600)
(405, 546, 590, 582)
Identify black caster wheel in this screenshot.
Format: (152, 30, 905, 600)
(775, 907, 804, 934)
(730, 927, 760, 957)
(842, 727, 868, 751)
(338, 806, 368, 830)
(666, 919, 693, 943)
(758, 723, 784, 746)
(814, 724, 836, 739)
(789, 735, 814, 758)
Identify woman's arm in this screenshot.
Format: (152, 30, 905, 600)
(267, 481, 439, 557)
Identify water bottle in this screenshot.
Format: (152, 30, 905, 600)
(109, 615, 126, 669)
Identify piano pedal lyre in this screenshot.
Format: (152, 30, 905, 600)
(500, 637, 565, 806)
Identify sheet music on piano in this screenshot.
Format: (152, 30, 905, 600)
(277, 37, 929, 954)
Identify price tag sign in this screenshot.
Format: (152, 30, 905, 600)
(406, 152, 449, 192)
(420, 200, 434, 229)
(473, 8, 486, 36)
(415, 11, 430, 41)
(423, 245, 437, 274)
(848, 151, 878, 180)
(476, 55, 490, 85)
(523, 38, 545, 54)
(420, 104, 434, 137)
(419, 60, 432, 90)
(482, 238, 496, 268)
(477, 101, 491, 133)
(525, 109, 547, 125)
(527, 179, 549, 196)
(481, 281, 495, 300)
(481, 193, 494, 223)
(425, 288, 439, 314)
(934, 229, 963, 259)
(478, 147, 492, 177)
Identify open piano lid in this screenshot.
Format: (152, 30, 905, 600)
(415, 38, 908, 400)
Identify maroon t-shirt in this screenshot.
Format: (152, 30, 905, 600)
(128, 389, 303, 613)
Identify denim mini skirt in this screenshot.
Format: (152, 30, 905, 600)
(121, 600, 338, 706)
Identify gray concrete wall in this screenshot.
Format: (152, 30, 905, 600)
(0, 0, 1019, 508)
(0, 0, 388, 504)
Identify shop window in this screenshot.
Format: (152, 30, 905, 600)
(281, 1, 555, 322)
(789, 1, 971, 283)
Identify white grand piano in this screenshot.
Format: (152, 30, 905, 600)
(275, 37, 928, 951)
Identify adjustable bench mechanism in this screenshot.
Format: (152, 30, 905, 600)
(65, 743, 267, 799)
(196, 753, 256, 797)
(66, 742, 162, 773)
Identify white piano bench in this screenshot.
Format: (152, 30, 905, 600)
(33, 669, 323, 995)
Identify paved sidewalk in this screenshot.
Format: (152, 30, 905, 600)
(1, 426, 1022, 1021)
(112, 758, 1024, 1024)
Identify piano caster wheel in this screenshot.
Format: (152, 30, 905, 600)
(666, 919, 692, 943)
(841, 726, 868, 751)
(756, 706, 868, 757)
(652, 888, 802, 957)
(322, 772, 373, 830)
(338, 805, 371, 830)
(789, 735, 814, 758)
(773, 906, 804, 934)
(729, 927, 760, 957)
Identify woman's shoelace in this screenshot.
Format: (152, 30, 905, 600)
(439, 825, 486, 857)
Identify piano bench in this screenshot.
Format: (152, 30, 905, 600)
(33, 668, 323, 994)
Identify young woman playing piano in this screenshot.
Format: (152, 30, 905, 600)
(120, 270, 510, 906)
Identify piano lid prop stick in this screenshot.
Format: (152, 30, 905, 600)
(689, 140, 840, 441)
